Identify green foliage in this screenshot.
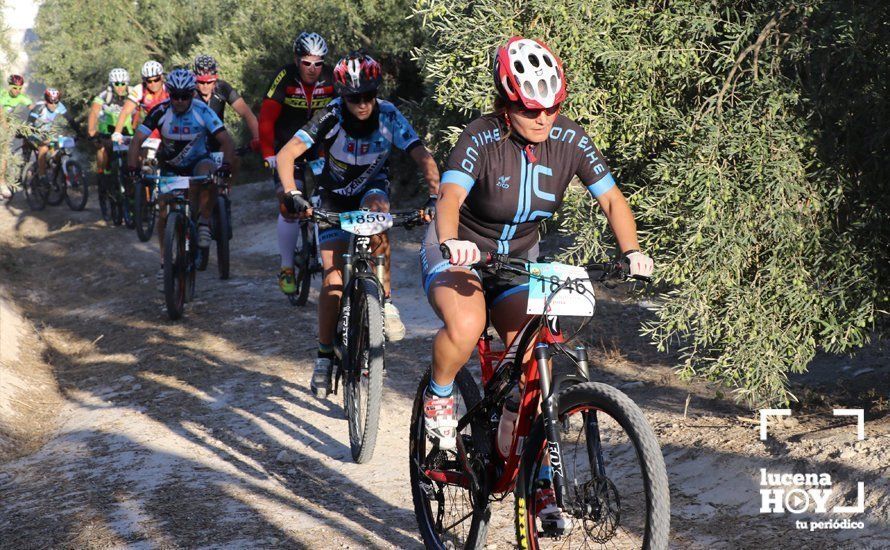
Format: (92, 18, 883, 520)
(414, 0, 888, 406)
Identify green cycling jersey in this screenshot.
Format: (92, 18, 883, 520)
(0, 88, 33, 116)
(92, 87, 135, 135)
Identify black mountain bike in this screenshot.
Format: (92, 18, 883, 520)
(102, 135, 135, 226)
(312, 208, 425, 463)
(409, 255, 670, 549)
(20, 136, 86, 211)
(289, 196, 322, 306)
(133, 137, 162, 241)
(145, 173, 217, 320)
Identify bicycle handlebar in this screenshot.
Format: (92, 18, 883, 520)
(438, 248, 652, 284)
(309, 208, 427, 229)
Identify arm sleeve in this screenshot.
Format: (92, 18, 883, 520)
(137, 105, 164, 135)
(294, 106, 339, 148)
(389, 108, 421, 151)
(258, 98, 281, 157)
(219, 81, 241, 105)
(441, 121, 488, 193)
(201, 105, 226, 135)
(574, 126, 616, 198)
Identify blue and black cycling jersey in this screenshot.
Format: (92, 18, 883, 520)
(137, 99, 225, 170)
(293, 97, 422, 197)
(440, 113, 616, 255)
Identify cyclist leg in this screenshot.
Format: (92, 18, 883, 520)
(275, 162, 305, 294)
(36, 143, 49, 178)
(360, 184, 406, 341)
(311, 223, 349, 397)
(191, 158, 216, 248)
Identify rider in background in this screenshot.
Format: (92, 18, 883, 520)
(125, 69, 235, 287)
(26, 88, 78, 184)
(193, 54, 260, 159)
(87, 68, 135, 197)
(0, 74, 33, 198)
(276, 52, 439, 397)
(112, 60, 168, 145)
(258, 32, 335, 298)
(419, 36, 654, 525)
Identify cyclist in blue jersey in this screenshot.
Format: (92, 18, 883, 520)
(276, 52, 440, 397)
(126, 69, 235, 286)
(26, 88, 79, 184)
(419, 36, 654, 527)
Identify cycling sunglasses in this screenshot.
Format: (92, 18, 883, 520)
(170, 91, 193, 101)
(344, 91, 376, 105)
(9, 85, 23, 92)
(515, 104, 561, 118)
(144, 76, 163, 84)
(45, 99, 59, 105)
(196, 76, 218, 84)
(301, 60, 324, 68)
(112, 81, 128, 87)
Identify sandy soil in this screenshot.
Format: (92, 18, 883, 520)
(0, 181, 887, 549)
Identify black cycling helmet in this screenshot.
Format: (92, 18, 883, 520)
(332, 52, 382, 96)
(193, 54, 219, 77)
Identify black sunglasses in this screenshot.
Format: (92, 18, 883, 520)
(145, 76, 162, 84)
(170, 92, 193, 101)
(344, 91, 376, 105)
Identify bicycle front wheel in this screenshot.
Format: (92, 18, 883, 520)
(342, 277, 385, 463)
(45, 166, 66, 206)
(215, 196, 230, 280)
(290, 222, 312, 306)
(63, 160, 88, 211)
(514, 382, 670, 550)
(134, 179, 156, 242)
(163, 212, 187, 320)
(22, 163, 45, 211)
(409, 368, 490, 549)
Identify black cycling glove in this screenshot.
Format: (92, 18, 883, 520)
(283, 189, 311, 214)
(423, 195, 437, 218)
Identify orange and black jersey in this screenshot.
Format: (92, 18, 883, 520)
(259, 63, 335, 157)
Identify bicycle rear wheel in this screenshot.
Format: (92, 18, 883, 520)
(341, 277, 385, 463)
(163, 212, 188, 320)
(215, 196, 230, 280)
(44, 166, 66, 206)
(514, 382, 670, 550)
(63, 160, 88, 211)
(410, 368, 491, 549)
(22, 163, 45, 211)
(290, 222, 312, 306)
(135, 179, 156, 242)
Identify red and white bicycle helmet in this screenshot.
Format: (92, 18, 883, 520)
(8, 74, 24, 86)
(493, 36, 566, 109)
(44, 88, 62, 103)
(332, 52, 382, 96)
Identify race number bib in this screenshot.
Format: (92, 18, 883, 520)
(338, 211, 393, 236)
(157, 176, 191, 194)
(142, 138, 161, 151)
(527, 263, 595, 316)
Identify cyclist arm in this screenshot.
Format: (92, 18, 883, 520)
(87, 102, 101, 138)
(214, 128, 236, 166)
(435, 183, 468, 243)
(595, 186, 640, 254)
(409, 145, 440, 197)
(127, 127, 148, 168)
(258, 98, 281, 158)
(275, 134, 308, 194)
(230, 97, 259, 142)
(114, 99, 138, 135)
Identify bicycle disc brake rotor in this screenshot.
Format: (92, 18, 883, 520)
(578, 476, 621, 543)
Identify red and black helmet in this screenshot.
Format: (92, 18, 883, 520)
(333, 52, 382, 96)
(7, 74, 24, 86)
(44, 88, 62, 103)
(493, 36, 567, 109)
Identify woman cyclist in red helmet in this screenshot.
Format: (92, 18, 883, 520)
(419, 36, 654, 524)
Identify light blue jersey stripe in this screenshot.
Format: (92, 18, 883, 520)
(587, 173, 616, 198)
(295, 129, 314, 148)
(441, 170, 475, 192)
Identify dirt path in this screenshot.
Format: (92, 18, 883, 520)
(0, 182, 887, 549)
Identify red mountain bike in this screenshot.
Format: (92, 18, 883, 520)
(409, 255, 670, 549)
